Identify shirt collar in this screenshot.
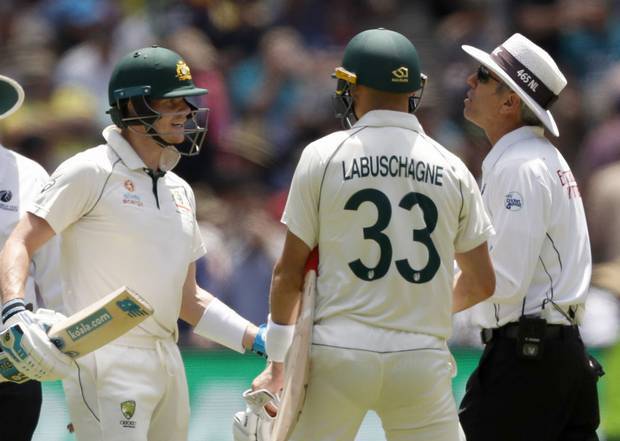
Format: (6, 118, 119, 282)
(102, 125, 146, 171)
(353, 110, 425, 134)
(482, 125, 545, 174)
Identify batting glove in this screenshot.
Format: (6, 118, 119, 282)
(0, 299, 73, 382)
(232, 389, 279, 441)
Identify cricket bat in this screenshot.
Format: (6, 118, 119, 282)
(1, 286, 152, 360)
(271, 248, 318, 441)
(0, 286, 152, 382)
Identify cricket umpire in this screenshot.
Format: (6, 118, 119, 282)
(0, 75, 64, 440)
(458, 33, 603, 440)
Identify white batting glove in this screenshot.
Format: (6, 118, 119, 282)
(0, 299, 74, 382)
(0, 347, 30, 383)
(232, 389, 279, 441)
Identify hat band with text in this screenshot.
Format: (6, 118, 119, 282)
(490, 46, 558, 109)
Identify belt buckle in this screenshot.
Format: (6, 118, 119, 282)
(480, 328, 494, 344)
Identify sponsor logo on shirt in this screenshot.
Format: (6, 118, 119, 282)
(0, 189, 17, 211)
(122, 191, 143, 207)
(0, 190, 12, 202)
(171, 188, 192, 214)
(505, 191, 523, 211)
(124, 179, 135, 192)
(120, 400, 137, 428)
(557, 169, 581, 199)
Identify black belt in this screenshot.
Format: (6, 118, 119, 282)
(481, 322, 579, 345)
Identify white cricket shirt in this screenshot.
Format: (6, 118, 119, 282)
(29, 126, 206, 337)
(283, 110, 494, 351)
(0, 145, 63, 311)
(472, 126, 591, 328)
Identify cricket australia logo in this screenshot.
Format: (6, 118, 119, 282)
(120, 400, 137, 428)
(505, 191, 523, 211)
(176, 60, 192, 81)
(391, 66, 409, 83)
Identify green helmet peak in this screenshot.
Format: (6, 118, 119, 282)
(337, 28, 422, 93)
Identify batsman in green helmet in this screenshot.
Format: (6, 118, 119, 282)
(107, 45, 209, 170)
(333, 28, 427, 128)
(247, 28, 494, 441)
(0, 46, 266, 441)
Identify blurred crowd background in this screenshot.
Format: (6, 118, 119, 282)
(2, 0, 620, 436)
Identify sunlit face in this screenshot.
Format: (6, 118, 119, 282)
(150, 98, 190, 144)
(463, 65, 509, 129)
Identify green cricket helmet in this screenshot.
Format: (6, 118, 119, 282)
(107, 46, 209, 156)
(333, 28, 427, 128)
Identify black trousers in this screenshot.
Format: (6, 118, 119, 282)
(0, 380, 42, 441)
(459, 328, 601, 441)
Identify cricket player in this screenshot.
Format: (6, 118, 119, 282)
(0, 75, 64, 440)
(458, 34, 602, 440)
(0, 46, 265, 441)
(250, 28, 496, 441)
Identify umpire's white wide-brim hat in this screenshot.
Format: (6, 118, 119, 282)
(462, 33, 567, 137)
(0, 75, 24, 119)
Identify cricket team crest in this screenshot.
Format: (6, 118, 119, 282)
(176, 60, 192, 81)
(120, 400, 137, 428)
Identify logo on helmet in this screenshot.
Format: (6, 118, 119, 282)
(176, 60, 192, 81)
(391, 67, 409, 83)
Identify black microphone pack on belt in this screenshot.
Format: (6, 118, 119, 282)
(480, 315, 577, 360)
(516, 316, 546, 360)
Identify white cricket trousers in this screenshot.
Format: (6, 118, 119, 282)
(290, 345, 464, 441)
(62, 335, 189, 441)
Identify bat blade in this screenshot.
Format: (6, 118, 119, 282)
(272, 251, 318, 441)
(47, 286, 153, 358)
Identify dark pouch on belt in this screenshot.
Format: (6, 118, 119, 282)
(517, 316, 546, 360)
(587, 353, 605, 380)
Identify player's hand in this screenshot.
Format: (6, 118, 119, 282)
(0, 299, 73, 381)
(251, 361, 284, 416)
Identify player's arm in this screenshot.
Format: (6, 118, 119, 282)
(179, 261, 261, 353)
(0, 213, 73, 382)
(251, 230, 312, 396)
(452, 241, 495, 313)
(0, 213, 56, 304)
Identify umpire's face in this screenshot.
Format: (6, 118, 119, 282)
(464, 65, 510, 130)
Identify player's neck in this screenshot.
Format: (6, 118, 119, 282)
(123, 130, 164, 171)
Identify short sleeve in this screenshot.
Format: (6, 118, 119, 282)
(185, 184, 207, 261)
(485, 160, 551, 303)
(281, 145, 322, 249)
(454, 169, 495, 253)
(28, 158, 104, 234)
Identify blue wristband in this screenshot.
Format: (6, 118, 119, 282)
(1, 298, 26, 324)
(251, 323, 267, 358)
